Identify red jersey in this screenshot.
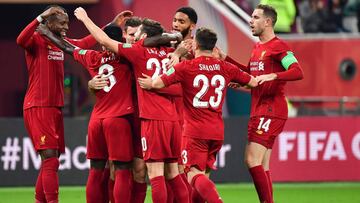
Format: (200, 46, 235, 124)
(161, 56, 251, 140)
(16, 19, 97, 110)
(247, 37, 294, 119)
(117, 39, 178, 121)
(73, 49, 134, 118)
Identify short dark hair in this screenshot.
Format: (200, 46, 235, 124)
(256, 4, 277, 26)
(104, 23, 123, 42)
(44, 5, 67, 13)
(176, 7, 198, 24)
(195, 27, 217, 51)
(124, 17, 142, 31)
(44, 5, 67, 23)
(141, 18, 164, 37)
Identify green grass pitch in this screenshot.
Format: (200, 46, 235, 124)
(0, 182, 359, 203)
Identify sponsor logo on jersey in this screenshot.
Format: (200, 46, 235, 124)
(258, 61, 264, 71)
(48, 50, 64, 61)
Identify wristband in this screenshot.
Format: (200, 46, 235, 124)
(36, 15, 44, 23)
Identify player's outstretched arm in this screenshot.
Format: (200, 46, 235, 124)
(144, 32, 183, 47)
(74, 7, 119, 54)
(16, 7, 64, 48)
(37, 24, 76, 55)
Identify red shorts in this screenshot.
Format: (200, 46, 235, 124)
(23, 107, 65, 153)
(130, 114, 142, 158)
(141, 119, 181, 162)
(87, 116, 133, 162)
(248, 116, 286, 149)
(181, 136, 223, 172)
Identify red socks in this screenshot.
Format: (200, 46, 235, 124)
(102, 168, 110, 203)
(108, 179, 115, 203)
(192, 187, 206, 203)
(191, 174, 223, 203)
(166, 180, 174, 203)
(114, 169, 132, 203)
(249, 165, 272, 203)
(35, 168, 46, 202)
(265, 170, 273, 201)
(41, 157, 59, 203)
(150, 176, 167, 203)
(180, 173, 192, 203)
(168, 175, 189, 203)
(131, 181, 147, 203)
(86, 169, 104, 203)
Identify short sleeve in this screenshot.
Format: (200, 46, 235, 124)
(73, 49, 102, 70)
(161, 61, 185, 87)
(117, 39, 145, 63)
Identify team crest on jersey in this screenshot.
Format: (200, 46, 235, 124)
(123, 43, 132, 48)
(256, 130, 263, 135)
(40, 135, 46, 145)
(259, 50, 267, 60)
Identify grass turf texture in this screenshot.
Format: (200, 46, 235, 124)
(0, 182, 359, 203)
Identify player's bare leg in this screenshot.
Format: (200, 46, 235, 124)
(113, 161, 133, 203)
(131, 157, 147, 203)
(36, 149, 59, 203)
(262, 149, 273, 202)
(245, 142, 273, 203)
(87, 159, 107, 203)
(187, 167, 222, 203)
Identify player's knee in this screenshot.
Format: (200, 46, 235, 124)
(90, 159, 107, 169)
(39, 149, 58, 160)
(113, 161, 132, 170)
(244, 155, 260, 168)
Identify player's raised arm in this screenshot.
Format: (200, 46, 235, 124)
(37, 24, 77, 55)
(74, 7, 120, 53)
(16, 7, 65, 49)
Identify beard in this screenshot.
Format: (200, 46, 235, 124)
(180, 26, 191, 38)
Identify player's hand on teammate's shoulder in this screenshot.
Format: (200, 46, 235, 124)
(74, 7, 88, 22)
(255, 73, 277, 85)
(212, 46, 226, 60)
(166, 53, 180, 68)
(138, 73, 153, 90)
(40, 7, 65, 19)
(88, 74, 108, 90)
(112, 10, 133, 27)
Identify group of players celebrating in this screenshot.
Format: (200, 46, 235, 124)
(17, 3, 303, 203)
